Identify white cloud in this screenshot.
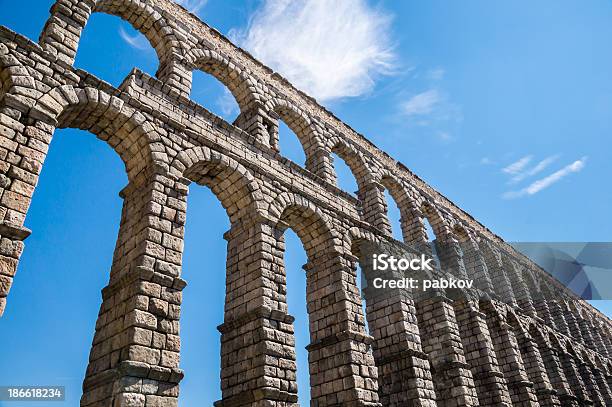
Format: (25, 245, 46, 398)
(401, 89, 441, 116)
(509, 154, 559, 184)
(480, 157, 494, 165)
(229, 0, 395, 102)
(502, 155, 532, 175)
(503, 157, 587, 199)
(118, 26, 151, 50)
(174, 0, 207, 13)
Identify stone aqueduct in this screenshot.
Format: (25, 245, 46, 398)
(0, 0, 610, 406)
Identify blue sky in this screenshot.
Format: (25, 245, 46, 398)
(0, 0, 611, 405)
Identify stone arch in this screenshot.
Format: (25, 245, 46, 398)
(379, 172, 421, 243)
(453, 223, 494, 293)
(420, 200, 451, 241)
(169, 146, 263, 224)
(28, 85, 154, 179)
(269, 99, 324, 173)
(39, 0, 188, 88)
(329, 137, 372, 193)
(190, 49, 263, 118)
(268, 192, 339, 257)
(269, 193, 379, 404)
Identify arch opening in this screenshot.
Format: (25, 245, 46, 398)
(0, 127, 127, 405)
(190, 70, 239, 121)
(277, 120, 307, 167)
(74, 13, 159, 88)
(179, 184, 228, 405)
(177, 151, 263, 403)
(330, 152, 358, 196)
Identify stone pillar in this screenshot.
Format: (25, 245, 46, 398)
(360, 182, 392, 236)
(537, 344, 578, 407)
(562, 304, 584, 344)
(577, 361, 605, 406)
(416, 294, 479, 406)
(454, 300, 512, 406)
(305, 252, 381, 406)
(456, 237, 494, 294)
(39, 0, 95, 65)
(0, 106, 54, 316)
(359, 242, 437, 407)
(589, 320, 608, 358)
(591, 366, 612, 406)
(156, 59, 192, 100)
(216, 219, 299, 407)
(548, 301, 570, 337)
(504, 260, 537, 317)
(559, 351, 591, 404)
(533, 294, 554, 330)
(478, 240, 517, 308)
(515, 334, 560, 406)
(576, 313, 596, 350)
(81, 172, 189, 407)
(233, 104, 276, 148)
(435, 238, 469, 280)
(481, 305, 538, 406)
(0, 221, 29, 316)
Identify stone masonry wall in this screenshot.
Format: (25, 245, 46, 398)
(0, 1, 610, 406)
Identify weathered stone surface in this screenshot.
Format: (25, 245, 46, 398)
(0, 1, 609, 406)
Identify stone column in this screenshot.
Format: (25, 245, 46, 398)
(81, 172, 189, 407)
(0, 106, 54, 316)
(416, 293, 479, 406)
(305, 252, 381, 406)
(457, 237, 494, 294)
(435, 238, 468, 280)
(156, 59, 192, 100)
(360, 182, 392, 236)
(591, 366, 612, 406)
(537, 344, 578, 407)
(576, 313, 596, 350)
(562, 304, 584, 344)
(481, 305, 538, 406)
(504, 260, 537, 317)
(216, 219, 298, 407)
(548, 301, 570, 337)
(589, 320, 608, 358)
(533, 293, 555, 329)
(478, 240, 517, 308)
(359, 242, 437, 407)
(559, 351, 591, 405)
(454, 300, 512, 406)
(577, 361, 605, 406)
(515, 334, 560, 406)
(39, 0, 95, 65)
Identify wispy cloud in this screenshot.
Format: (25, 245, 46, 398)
(503, 157, 587, 199)
(397, 87, 462, 141)
(229, 0, 395, 102)
(118, 26, 151, 50)
(509, 154, 559, 184)
(401, 89, 441, 116)
(502, 155, 532, 175)
(174, 0, 207, 13)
